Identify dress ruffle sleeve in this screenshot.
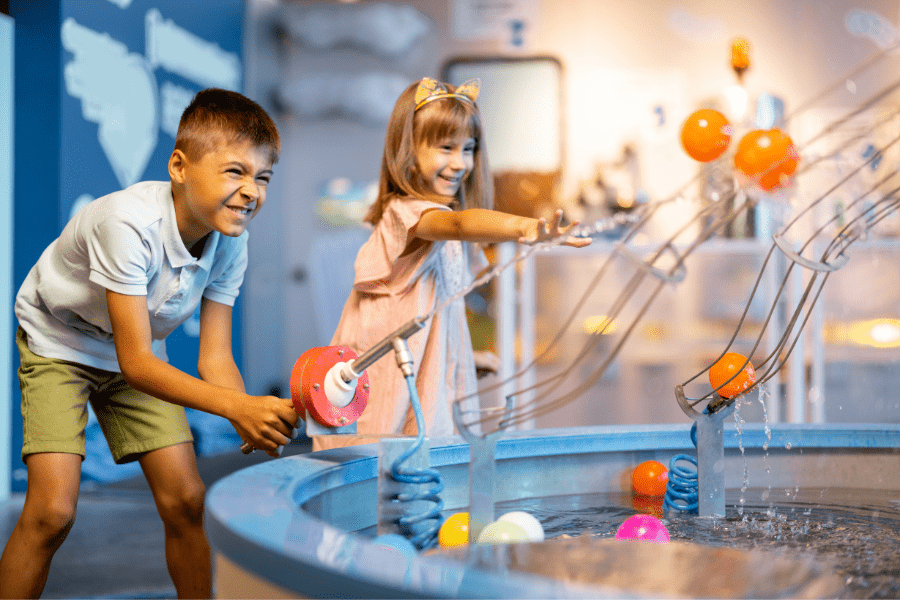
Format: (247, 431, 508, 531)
(353, 198, 450, 295)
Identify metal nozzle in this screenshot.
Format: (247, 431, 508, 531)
(348, 316, 426, 377)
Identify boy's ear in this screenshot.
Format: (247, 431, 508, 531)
(168, 149, 187, 183)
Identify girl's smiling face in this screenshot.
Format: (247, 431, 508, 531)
(416, 133, 476, 199)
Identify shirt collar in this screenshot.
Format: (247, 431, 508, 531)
(158, 183, 218, 269)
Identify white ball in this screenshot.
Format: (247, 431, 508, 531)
(476, 520, 529, 545)
(497, 511, 544, 542)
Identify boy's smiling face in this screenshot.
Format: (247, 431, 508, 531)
(169, 138, 274, 247)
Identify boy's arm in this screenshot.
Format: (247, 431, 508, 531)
(196, 296, 245, 391)
(414, 208, 591, 247)
(196, 297, 299, 454)
(106, 290, 297, 457)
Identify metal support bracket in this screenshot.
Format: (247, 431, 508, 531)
(452, 397, 514, 544)
(694, 404, 735, 518)
(304, 411, 357, 436)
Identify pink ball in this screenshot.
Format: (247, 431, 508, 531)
(615, 514, 670, 543)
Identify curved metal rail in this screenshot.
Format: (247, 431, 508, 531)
(451, 44, 900, 439)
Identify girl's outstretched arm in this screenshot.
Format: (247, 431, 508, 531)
(414, 208, 591, 247)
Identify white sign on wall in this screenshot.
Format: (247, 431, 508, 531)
(451, 0, 535, 49)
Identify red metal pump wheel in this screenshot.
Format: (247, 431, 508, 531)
(290, 346, 369, 428)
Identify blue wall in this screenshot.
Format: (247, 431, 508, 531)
(9, 0, 245, 490)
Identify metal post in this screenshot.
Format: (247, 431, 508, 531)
(452, 398, 513, 544)
(517, 251, 536, 430)
(695, 404, 735, 517)
(497, 242, 517, 410)
(465, 433, 498, 543)
(788, 249, 806, 423)
(765, 242, 782, 423)
(810, 288, 826, 424)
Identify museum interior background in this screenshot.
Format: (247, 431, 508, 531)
(3, 0, 900, 498)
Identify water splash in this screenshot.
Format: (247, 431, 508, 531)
(756, 386, 775, 511)
(732, 395, 751, 516)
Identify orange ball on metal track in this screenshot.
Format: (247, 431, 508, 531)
(709, 352, 756, 399)
(733, 128, 798, 191)
(680, 109, 732, 162)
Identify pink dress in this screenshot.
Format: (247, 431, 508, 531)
(312, 197, 488, 451)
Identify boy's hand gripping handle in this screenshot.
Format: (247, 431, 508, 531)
(240, 316, 426, 454)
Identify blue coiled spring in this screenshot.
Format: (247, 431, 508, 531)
(663, 422, 699, 513)
(390, 373, 445, 550)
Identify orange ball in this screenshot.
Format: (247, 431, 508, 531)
(709, 352, 756, 399)
(681, 109, 732, 162)
(733, 129, 798, 191)
(632, 460, 669, 497)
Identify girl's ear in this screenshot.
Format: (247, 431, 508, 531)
(168, 149, 188, 183)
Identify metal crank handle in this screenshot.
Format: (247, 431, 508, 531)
(240, 439, 287, 456)
(240, 424, 301, 455)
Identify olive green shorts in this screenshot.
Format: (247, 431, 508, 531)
(17, 327, 193, 464)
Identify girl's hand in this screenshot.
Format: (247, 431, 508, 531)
(519, 209, 592, 248)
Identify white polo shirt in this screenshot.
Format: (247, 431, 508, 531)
(15, 181, 248, 372)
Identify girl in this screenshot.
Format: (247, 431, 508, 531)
(313, 77, 590, 451)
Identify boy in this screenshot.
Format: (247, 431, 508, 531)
(0, 88, 298, 599)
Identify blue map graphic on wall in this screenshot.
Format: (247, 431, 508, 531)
(51, 0, 244, 484)
(61, 6, 240, 193)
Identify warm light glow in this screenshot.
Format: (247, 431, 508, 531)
(582, 315, 617, 335)
(869, 320, 900, 345)
(731, 37, 751, 71)
(825, 318, 900, 348)
(643, 322, 665, 340)
(617, 196, 635, 209)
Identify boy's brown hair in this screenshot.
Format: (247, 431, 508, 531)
(366, 80, 493, 225)
(175, 88, 281, 164)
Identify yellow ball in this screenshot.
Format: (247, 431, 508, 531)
(438, 512, 469, 547)
(476, 520, 530, 545)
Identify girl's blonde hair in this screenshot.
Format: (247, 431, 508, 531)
(365, 79, 493, 225)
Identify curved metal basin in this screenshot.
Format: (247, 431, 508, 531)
(206, 424, 900, 598)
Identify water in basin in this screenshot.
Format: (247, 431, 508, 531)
(507, 487, 900, 599)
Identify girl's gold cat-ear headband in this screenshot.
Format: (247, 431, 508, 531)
(414, 77, 480, 111)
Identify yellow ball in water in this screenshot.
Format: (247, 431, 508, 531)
(438, 512, 470, 547)
(476, 520, 530, 545)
